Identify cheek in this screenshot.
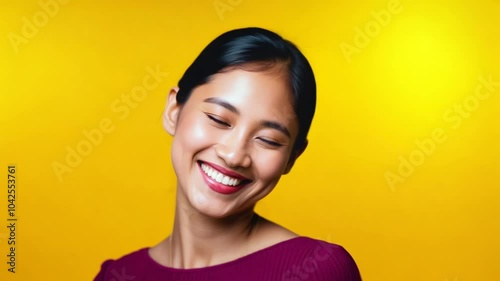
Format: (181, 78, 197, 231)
(253, 152, 289, 182)
(173, 114, 214, 158)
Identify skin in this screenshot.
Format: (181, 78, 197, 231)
(149, 66, 307, 269)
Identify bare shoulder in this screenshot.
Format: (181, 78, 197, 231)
(249, 215, 299, 251)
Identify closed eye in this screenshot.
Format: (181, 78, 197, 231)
(258, 138, 284, 147)
(206, 114, 230, 127)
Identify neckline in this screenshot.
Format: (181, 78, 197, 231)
(143, 236, 308, 272)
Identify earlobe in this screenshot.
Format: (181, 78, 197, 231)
(163, 87, 181, 136)
(283, 139, 308, 174)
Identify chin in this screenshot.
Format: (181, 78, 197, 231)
(187, 190, 255, 219)
(193, 202, 240, 219)
(185, 190, 228, 217)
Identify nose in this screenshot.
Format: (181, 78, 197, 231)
(215, 133, 252, 169)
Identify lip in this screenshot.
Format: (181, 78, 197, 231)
(197, 161, 251, 195)
(200, 161, 250, 180)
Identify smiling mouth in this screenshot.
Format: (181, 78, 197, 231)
(199, 161, 251, 187)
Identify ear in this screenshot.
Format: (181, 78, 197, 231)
(283, 139, 308, 174)
(163, 87, 181, 136)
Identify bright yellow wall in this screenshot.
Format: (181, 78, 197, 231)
(1, 0, 499, 280)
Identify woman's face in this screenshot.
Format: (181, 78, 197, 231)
(163, 67, 302, 218)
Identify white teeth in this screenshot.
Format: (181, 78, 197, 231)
(216, 173, 223, 182)
(201, 163, 242, 187)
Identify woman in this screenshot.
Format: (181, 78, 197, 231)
(94, 27, 362, 281)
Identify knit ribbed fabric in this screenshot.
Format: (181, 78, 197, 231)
(93, 237, 362, 281)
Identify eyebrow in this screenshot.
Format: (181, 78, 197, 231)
(204, 97, 239, 114)
(261, 121, 291, 138)
(203, 97, 291, 138)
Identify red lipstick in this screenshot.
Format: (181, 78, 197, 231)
(198, 161, 251, 195)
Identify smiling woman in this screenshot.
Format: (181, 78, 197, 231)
(93, 27, 362, 281)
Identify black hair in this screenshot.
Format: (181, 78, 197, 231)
(177, 27, 316, 152)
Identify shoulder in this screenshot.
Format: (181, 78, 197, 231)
(93, 248, 150, 281)
(253, 217, 361, 280)
(278, 237, 362, 281)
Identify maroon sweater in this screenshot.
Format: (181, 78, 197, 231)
(93, 237, 362, 281)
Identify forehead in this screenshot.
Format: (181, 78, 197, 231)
(193, 68, 296, 118)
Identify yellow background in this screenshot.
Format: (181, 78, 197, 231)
(1, 0, 499, 280)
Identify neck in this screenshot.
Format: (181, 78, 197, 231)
(167, 190, 261, 269)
